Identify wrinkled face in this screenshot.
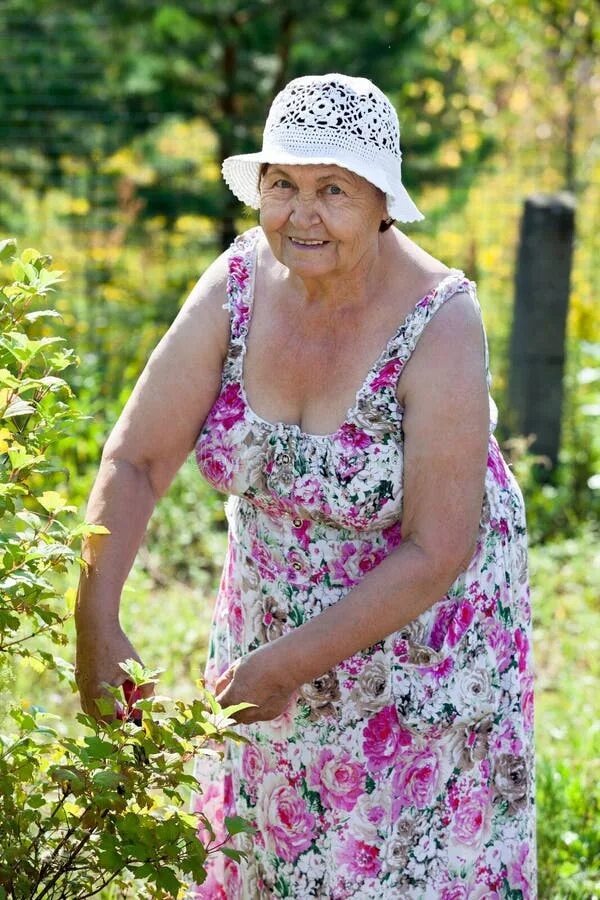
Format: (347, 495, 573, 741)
(259, 163, 387, 280)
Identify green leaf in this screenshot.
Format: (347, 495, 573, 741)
(23, 308, 62, 323)
(221, 701, 256, 718)
(50, 766, 85, 791)
(224, 814, 255, 836)
(37, 268, 64, 289)
(118, 658, 164, 683)
(0, 238, 17, 262)
(156, 866, 181, 897)
(37, 491, 68, 513)
(93, 770, 124, 790)
(4, 399, 35, 418)
(94, 697, 117, 717)
(83, 736, 117, 759)
(220, 847, 246, 862)
(98, 848, 123, 869)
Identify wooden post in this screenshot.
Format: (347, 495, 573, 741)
(508, 192, 576, 467)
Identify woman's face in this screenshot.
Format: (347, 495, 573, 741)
(259, 164, 387, 281)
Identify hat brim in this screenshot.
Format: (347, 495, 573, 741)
(221, 151, 425, 223)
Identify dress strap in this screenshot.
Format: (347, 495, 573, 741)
(220, 227, 261, 380)
(362, 271, 492, 400)
(222, 227, 260, 339)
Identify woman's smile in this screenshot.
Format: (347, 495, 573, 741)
(288, 236, 331, 249)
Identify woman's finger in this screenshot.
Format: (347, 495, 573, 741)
(214, 665, 236, 695)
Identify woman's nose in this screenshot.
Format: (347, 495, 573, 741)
(289, 193, 321, 227)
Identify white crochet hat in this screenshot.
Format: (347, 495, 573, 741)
(221, 73, 424, 223)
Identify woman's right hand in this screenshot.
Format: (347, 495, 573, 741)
(75, 622, 154, 722)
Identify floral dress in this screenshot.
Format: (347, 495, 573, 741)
(189, 227, 536, 899)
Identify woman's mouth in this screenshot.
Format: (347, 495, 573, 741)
(288, 237, 330, 248)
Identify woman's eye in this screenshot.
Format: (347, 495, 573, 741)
(325, 184, 343, 195)
(274, 179, 292, 189)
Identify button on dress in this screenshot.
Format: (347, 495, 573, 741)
(189, 227, 536, 899)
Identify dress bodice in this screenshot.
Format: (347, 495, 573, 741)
(195, 227, 496, 534)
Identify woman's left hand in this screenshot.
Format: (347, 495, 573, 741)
(214, 644, 299, 724)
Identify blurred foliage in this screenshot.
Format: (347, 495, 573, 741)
(0, 0, 508, 246)
(0, 246, 251, 898)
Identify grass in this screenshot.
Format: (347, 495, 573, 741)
(529, 527, 600, 898)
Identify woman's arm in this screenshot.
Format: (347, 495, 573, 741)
(217, 291, 491, 719)
(75, 253, 230, 717)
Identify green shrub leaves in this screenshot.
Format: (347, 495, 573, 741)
(0, 244, 251, 899)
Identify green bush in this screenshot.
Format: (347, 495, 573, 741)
(0, 242, 251, 899)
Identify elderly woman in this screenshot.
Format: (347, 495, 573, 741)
(75, 74, 536, 898)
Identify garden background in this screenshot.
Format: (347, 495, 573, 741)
(0, 1, 598, 897)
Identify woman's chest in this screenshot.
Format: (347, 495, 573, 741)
(243, 285, 409, 437)
(195, 382, 406, 532)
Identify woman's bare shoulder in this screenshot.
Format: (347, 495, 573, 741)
(397, 287, 486, 408)
(175, 249, 231, 360)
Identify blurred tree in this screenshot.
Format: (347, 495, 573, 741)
(0, 0, 499, 248)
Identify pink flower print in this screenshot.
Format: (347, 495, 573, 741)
(308, 748, 366, 812)
(335, 453, 366, 480)
(486, 620, 513, 673)
(336, 834, 382, 879)
(268, 694, 299, 741)
(357, 545, 386, 576)
(210, 382, 246, 431)
(228, 257, 251, 338)
(291, 516, 311, 552)
(286, 548, 310, 584)
(193, 780, 228, 843)
(309, 564, 328, 586)
(416, 289, 434, 310)
(491, 718, 523, 756)
(440, 885, 468, 900)
(451, 784, 492, 848)
(520, 674, 535, 731)
(382, 520, 402, 550)
(430, 601, 456, 652)
(370, 358, 403, 391)
(196, 440, 237, 490)
(332, 541, 359, 588)
(514, 627, 529, 673)
(491, 516, 510, 540)
(487, 437, 510, 489)
(250, 539, 283, 581)
(222, 857, 241, 897)
(242, 743, 267, 789)
(192, 869, 227, 899)
(255, 773, 316, 862)
(447, 600, 475, 648)
(391, 747, 441, 815)
(506, 842, 533, 898)
(423, 656, 455, 682)
(228, 589, 244, 643)
(229, 254, 249, 289)
(362, 705, 412, 773)
(291, 475, 325, 508)
(392, 638, 410, 662)
(337, 422, 373, 451)
(366, 803, 386, 829)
